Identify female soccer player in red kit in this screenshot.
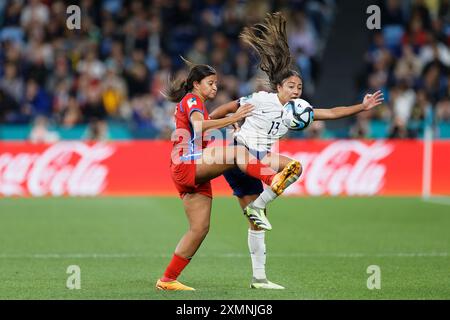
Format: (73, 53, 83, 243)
(156, 61, 300, 291)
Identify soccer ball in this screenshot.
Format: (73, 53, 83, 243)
(281, 99, 314, 131)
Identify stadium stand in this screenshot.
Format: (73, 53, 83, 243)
(0, 0, 448, 140)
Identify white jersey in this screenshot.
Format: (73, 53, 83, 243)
(234, 91, 288, 152)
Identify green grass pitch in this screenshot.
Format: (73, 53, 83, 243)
(0, 196, 449, 299)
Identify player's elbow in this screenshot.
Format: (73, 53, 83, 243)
(209, 112, 220, 120)
(192, 120, 207, 133)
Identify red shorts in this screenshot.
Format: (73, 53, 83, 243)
(170, 161, 212, 199)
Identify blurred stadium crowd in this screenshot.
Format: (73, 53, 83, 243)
(0, 0, 448, 141)
(354, 0, 449, 139)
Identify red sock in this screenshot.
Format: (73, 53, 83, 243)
(246, 160, 276, 186)
(161, 253, 190, 282)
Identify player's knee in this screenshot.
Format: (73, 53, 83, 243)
(191, 222, 210, 238)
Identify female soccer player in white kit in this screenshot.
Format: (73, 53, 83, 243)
(210, 12, 384, 289)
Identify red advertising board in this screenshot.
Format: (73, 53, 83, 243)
(0, 140, 449, 197)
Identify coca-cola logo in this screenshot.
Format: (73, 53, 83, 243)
(0, 142, 115, 196)
(282, 140, 394, 196)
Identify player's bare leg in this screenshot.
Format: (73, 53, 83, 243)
(194, 145, 275, 185)
(195, 145, 283, 230)
(156, 193, 212, 291)
(175, 193, 212, 258)
(196, 148, 301, 231)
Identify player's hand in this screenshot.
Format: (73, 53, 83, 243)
(362, 90, 384, 110)
(233, 103, 254, 121)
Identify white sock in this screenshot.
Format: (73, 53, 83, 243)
(248, 229, 266, 280)
(253, 188, 277, 209)
(253, 174, 301, 209)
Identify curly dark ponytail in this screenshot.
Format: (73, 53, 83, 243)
(240, 12, 301, 90)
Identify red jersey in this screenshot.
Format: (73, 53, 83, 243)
(171, 93, 210, 163)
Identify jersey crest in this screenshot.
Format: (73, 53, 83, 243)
(187, 97, 198, 109)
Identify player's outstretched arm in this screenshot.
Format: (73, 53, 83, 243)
(209, 100, 240, 120)
(191, 103, 253, 133)
(314, 90, 384, 121)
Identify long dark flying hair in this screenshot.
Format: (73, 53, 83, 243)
(165, 57, 217, 102)
(240, 12, 301, 91)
